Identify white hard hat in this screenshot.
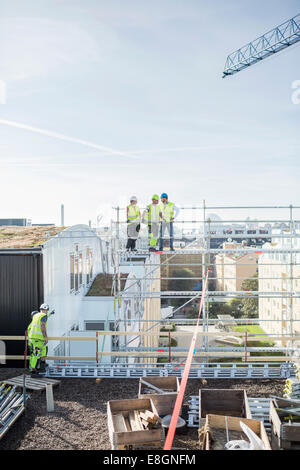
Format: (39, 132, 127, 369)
(40, 303, 49, 310)
(130, 196, 137, 202)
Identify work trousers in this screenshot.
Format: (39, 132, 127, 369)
(126, 222, 140, 250)
(28, 340, 48, 371)
(148, 223, 160, 249)
(159, 221, 174, 251)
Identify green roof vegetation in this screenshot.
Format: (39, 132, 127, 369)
(86, 273, 129, 296)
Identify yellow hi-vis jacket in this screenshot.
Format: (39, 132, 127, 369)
(145, 203, 160, 223)
(160, 202, 175, 222)
(28, 312, 48, 342)
(127, 205, 140, 223)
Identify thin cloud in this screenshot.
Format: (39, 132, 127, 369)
(0, 119, 139, 159)
(0, 17, 106, 81)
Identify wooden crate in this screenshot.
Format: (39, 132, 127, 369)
(107, 397, 163, 450)
(270, 398, 300, 449)
(203, 414, 271, 450)
(138, 377, 179, 416)
(199, 389, 251, 419)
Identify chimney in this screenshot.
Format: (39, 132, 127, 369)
(61, 204, 64, 226)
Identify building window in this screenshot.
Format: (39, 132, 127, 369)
(74, 256, 79, 292)
(70, 254, 75, 291)
(85, 321, 105, 331)
(127, 308, 131, 320)
(86, 248, 91, 284)
(79, 253, 83, 287)
(89, 250, 93, 279)
(110, 322, 119, 351)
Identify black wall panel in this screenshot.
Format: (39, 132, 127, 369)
(0, 249, 44, 367)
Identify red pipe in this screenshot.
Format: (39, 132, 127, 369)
(164, 272, 209, 451)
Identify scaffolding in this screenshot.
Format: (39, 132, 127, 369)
(3, 203, 300, 379)
(104, 203, 300, 376)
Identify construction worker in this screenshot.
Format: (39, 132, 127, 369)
(126, 196, 141, 251)
(27, 304, 55, 376)
(143, 194, 161, 252)
(159, 193, 180, 251)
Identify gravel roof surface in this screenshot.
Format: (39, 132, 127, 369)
(0, 368, 285, 451)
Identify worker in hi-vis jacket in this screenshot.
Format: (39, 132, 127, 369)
(126, 196, 141, 251)
(27, 304, 55, 376)
(143, 194, 161, 252)
(159, 193, 180, 251)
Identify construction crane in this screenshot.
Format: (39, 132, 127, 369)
(223, 13, 300, 78)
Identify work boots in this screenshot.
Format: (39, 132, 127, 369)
(30, 369, 40, 378)
(39, 362, 47, 373)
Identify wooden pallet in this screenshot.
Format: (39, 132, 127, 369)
(4, 375, 60, 391)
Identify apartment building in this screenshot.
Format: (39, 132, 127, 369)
(215, 241, 258, 292)
(258, 228, 300, 343)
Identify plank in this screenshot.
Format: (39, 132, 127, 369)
(139, 376, 178, 391)
(141, 418, 150, 429)
(139, 411, 160, 424)
(4, 380, 41, 391)
(123, 417, 131, 432)
(134, 410, 144, 430)
(145, 410, 156, 420)
(129, 411, 140, 431)
(140, 379, 166, 394)
(270, 396, 300, 406)
(206, 414, 260, 434)
(109, 398, 152, 413)
(113, 429, 162, 446)
(112, 414, 127, 433)
(5, 375, 60, 391)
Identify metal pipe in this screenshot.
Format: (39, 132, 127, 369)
(118, 276, 300, 281)
(115, 220, 300, 223)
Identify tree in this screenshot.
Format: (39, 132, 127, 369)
(208, 302, 231, 319)
(169, 268, 197, 291)
(240, 273, 258, 318)
(241, 273, 258, 292)
(187, 307, 200, 319)
(169, 268, 197, 307)
(227, 297, 244, 318)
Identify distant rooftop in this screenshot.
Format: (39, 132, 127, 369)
(0, 218, 31, 227)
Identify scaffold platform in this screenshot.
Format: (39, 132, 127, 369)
(45, 362, 296, 379)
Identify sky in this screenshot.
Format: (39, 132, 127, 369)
(0, 0, 300, 226)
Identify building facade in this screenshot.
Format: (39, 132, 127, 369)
(43, 225, 161, 364)
(258, 228, 300, 344)
(215, 241, 258, 293)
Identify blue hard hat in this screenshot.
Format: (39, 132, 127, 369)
(161, 193, 168, 199)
